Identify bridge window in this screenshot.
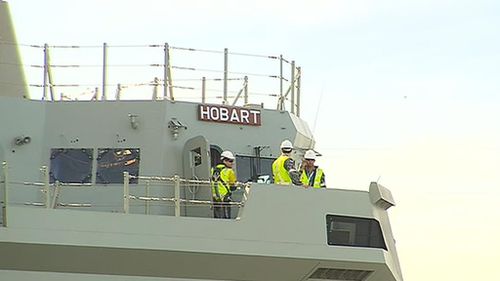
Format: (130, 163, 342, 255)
(50, 148, 93, 183)
(235, 155, 274, 183)
(96, 148, 140, 184)
(326, 215, 387, 250)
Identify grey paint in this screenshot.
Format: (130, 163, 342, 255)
(1, 185, 402, 281)
(0, 1, 403, 280)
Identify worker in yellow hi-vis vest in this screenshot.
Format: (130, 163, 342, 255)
(211, 150, 237, 219)
(300, 149, 326, 188)
(272, 139, 303, 186)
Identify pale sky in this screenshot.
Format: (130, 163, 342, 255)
(8, 0, 500, 280)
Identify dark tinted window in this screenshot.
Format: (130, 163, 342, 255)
(235, 155, 274, 183)
(326, 215, 387, 250)
(50, 148, 93, 183)
(210, 145, 222, 168)
(96, 148, 140, 184)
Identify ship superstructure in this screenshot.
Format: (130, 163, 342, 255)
(0, 1, 403, 280)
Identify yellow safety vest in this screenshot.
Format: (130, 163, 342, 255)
(211, 164, 236, 201)
(300, 168, 324, 188)
(272, 155, 292, 184)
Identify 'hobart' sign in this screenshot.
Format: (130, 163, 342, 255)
(198, 104, 261, 126)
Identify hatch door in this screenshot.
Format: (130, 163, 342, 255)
(182, 135, 211, 217)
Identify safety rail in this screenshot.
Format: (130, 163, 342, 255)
(124, 173, 250, 217)
(1, 163, 251, 223)
(3, 171, 94, 211)
(0, 41, 302, 115)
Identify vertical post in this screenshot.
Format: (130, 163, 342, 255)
(296, 67, 301, 117)
(51, 181, 61, 209)
(277, 55, 285, 111)
(123, 172, 130, 214)
(42, 43, 48, 101)
(290, 60, 295, 115)
(279, 54, 283, 107)
(145, 180, 150, 215)
(116, 83, 122, 100)
(46, 46, 55, 101)
(94, 87, 99, 101)
(202, 77, 206, 104)
(164, 43, 174, 100)
(153, 77, 159, 100)
(223, 48, 228, 104)
(102, 42, 108, 100)
(244, 76, 248, 105)
(2, 162, 8, 227)
(174, 175, 180, 217)
(163, 43, 168, 99)
(41, 166, 50, 209)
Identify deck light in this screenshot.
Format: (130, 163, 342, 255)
(14, 136, 31, 146)
(128, 114, 139, 130)
(168, 118, 187, 140)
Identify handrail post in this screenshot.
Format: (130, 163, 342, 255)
(164, 43, 174, 100)
(46, 46, 55, 101)
(202, 76, 206, 104)
(145, 180, 150, 215)
(2, 162, 8, 227)
(279, 54, 283, 109)
(116, 83, 122, 100)
(164, 43, 168, 99)
(244, 76, 248, 105)
(152, 77, 159, 100)
(223, 48, 228, 104)
(40, 166, 50, 209)
(174, 175, 180, 217)
(102, 42, 108, 100)
(94, 87, 100, 101)
(296, 66, 301, 117)
(51, 180, 61, 209)
(290, 60, 295, 114)
(123, 172, 130, 214)
(42, 43, 48, 100)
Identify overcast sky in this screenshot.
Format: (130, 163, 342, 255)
(8, 1, 500, 280)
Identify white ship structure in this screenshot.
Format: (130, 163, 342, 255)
(0, 1, 403, 280)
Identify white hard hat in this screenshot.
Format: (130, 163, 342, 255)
(280, 139, 293, 150)
(304, 149, 316, 160)
(220, 150, 235, 160)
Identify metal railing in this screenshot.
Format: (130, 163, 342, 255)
(0, 162, 251, 223)
(124, 173, 250, 217)
(0, 41, 302, 115)
(2, 163, 94, 211)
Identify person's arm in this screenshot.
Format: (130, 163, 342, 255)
(284, 158, 302, 186)
(320, 172, 326, 188)
(228, 169, 237, 190)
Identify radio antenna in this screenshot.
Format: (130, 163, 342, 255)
(312, 84, 324, 134)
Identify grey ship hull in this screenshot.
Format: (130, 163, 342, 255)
(1, 185, 401, 281)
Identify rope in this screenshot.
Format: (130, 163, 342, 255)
(1, 41, 286, 61)
(170, 46, 223, 54)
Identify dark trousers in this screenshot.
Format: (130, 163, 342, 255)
(213, 200, 231, 219)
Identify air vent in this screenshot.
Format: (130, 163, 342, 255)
(309, 268, 373, 281)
